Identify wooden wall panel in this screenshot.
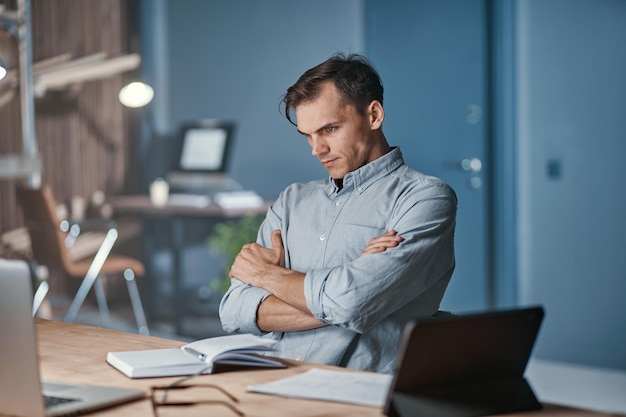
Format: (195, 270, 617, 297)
(0, 0, 134, 237)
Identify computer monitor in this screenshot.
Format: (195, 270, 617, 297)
(176, 120, 235, 174)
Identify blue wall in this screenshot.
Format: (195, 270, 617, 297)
(516, 0, 626, 370)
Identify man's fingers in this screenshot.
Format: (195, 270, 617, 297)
(369, 235, 403, 247)
(271, 230, 283, 250)
(271, 230, 285, 267)
(361, 246, 386, 255)
(360, 231, 404, 256)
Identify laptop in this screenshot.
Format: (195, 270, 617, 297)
(0, 258, 145, 417)
(385, 306, 545, 417)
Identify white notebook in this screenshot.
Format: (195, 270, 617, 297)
(107, 333, 285, 378)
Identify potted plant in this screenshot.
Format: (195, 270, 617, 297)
(207, 213, 265, 294)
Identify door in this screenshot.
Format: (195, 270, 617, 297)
(367, 0, 489, 312)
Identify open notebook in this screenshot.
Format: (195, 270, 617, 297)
(0, 259, 145, 417)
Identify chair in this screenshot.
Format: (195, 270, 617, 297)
(16, 184, 149, 335)
(27, 260, 50, 317)
(432, 310, 456, 319)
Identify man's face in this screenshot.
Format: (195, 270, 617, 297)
(295, 82, 379, 180)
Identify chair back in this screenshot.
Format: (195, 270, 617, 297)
(16, 185, 74, 273)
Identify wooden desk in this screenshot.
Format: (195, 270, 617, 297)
(22, 320, 618, 417)
(108, 195, 270, 336)
(108, 195, 270, 218)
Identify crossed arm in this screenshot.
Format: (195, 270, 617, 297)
(229, 230, 403, 332)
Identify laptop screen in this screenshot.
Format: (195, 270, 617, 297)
(177, 121, 235, 173)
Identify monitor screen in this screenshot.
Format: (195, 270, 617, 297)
(177, 122, 234, 173)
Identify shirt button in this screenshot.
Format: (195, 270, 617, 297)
(319, 234, 326, 241)
(335, 200, 342, 206)
(357, 186, 363, 192)
(295, 356, 302, 361)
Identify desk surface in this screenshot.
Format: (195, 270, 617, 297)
(24, 320, 616, 417)
(109, 195, 270, 218)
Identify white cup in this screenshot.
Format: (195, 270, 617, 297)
(149, 178, 169, 206)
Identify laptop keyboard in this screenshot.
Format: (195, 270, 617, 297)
(44, 395, 80, 408)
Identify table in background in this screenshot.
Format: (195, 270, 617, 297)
(19, 319, 618, 417)
(108, 195, 270, 336)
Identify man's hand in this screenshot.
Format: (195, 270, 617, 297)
(229, 230, 285, 287)
(230, 229, 311, 317)
(360, 230, 404, 256)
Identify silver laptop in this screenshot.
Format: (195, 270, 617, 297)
(0, 258, 145, 417)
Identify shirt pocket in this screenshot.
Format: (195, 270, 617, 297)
(331, 222, 387, 261)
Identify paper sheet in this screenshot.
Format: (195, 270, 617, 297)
(248, 368, 393, 407)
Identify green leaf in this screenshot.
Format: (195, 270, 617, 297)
(207, 213, 264, 293)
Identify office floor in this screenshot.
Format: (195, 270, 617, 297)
(42, 296, 626, 416)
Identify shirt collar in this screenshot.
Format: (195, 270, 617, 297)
(327, 147, 404, 195)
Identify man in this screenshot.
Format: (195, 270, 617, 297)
(219, 53, 457, 374)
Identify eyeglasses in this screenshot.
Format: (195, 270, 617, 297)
(150, 370, 244, 417)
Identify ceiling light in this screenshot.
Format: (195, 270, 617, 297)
(118, 81, 154, 108)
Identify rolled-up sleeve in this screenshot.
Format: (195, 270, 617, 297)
(219, 279, 271, 335)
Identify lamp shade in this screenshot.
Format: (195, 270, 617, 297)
(0, 57, 7, 81)
(118, 81, 154, 108)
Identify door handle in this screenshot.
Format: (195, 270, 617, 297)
(460, 158, 482, 173)
(444, 158, 483, 173)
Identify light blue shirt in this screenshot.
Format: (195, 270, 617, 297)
(219, 147, 457, 373)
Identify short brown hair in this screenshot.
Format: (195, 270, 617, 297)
(282, 53, 384, 125)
